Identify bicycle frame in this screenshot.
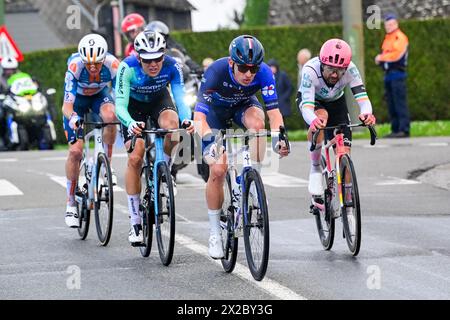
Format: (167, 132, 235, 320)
(220, 131, 270, 237)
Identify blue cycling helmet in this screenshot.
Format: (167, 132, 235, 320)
(229, 35, 265, 65)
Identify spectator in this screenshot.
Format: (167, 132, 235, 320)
(202, 57, 214, 72)
(267, 59, 293, 123)
(297, 48, 311, 89)
(375, 13, 410, 138)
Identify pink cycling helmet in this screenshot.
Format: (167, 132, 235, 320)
(319, 38, 352, 68)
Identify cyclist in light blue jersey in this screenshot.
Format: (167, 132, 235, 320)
(115, 30, 194, 245)
(62, 34, 120, 228)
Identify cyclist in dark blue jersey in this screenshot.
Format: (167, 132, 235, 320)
(115, 30, 194, 244)
(193, 35, 290, 259)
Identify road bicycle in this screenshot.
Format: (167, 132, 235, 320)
(74, 113, 121, 246)
(127, 118, 187, 266)
(309, 122, 376, 256)
(218, 125, 290, 281)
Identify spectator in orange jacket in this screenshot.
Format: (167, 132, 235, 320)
(375, 13, 410, 138)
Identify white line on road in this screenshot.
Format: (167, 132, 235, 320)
(375, 176, 421, 186)
(0, 158, 18, 162)
(261, 172, 308, 188)
(175, 233, 307, 300)
(39, 157, 67, 161)
(48, 174, 125, 192)
(0, 179, 23, 196)
(116, 206, 305, 299)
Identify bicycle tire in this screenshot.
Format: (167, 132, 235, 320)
(77, 163, 90, 239)
(94, 152, 114, 246)
(314, 156, 335, 250)
(220, 171, 238, 273)
(140, 157, 153, 257)
(340, 154, 361, 256)
(243, 169, 269, 281)
(155, 162, 175, 266)
(77, 186, 90, 240)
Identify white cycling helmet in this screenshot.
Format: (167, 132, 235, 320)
(134, 30, 166, 60)
(1, 56, 18, 69)
(78, 34, 108, 63)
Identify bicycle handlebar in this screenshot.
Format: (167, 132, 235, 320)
(69, 120, 121, 145)
(310, 123, 377, 152)
(127, 128, 187, 154)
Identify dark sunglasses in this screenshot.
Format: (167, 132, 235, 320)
(235, 63, 260, 74)
(141, 55, 164, 64)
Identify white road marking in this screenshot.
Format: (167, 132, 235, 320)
(116, 206, 305, 300)
(419, 142, 449, 147)
(39, 157, 67, 161)
(261, 172, 308, 188)
(376, 176, 421, 186)
(0, 179, 23, 196)
(0, 158, 18, 162)
(49, 174, 125, 192)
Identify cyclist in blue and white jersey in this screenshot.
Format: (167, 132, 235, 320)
(114, 30, 194, 245)
(62, 34, 120, 228)
(193, 35, 290, 259)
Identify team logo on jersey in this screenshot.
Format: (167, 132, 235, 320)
(112, 59, 120, 70)
(69, 63, 77, 73)
(262, 85, 275, 97)
(203, 93, 212, 103)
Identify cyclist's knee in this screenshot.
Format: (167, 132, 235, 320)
(209, 163, 227, 182)
(159, 110, 178, 129)
(68, 146, 83, 162)
(100, 104, 116, 122)
(128, 153, 143, 169)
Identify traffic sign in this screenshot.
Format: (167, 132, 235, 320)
(0, 25, 24, 62)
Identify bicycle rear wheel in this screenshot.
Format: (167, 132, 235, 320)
(243, 169, 269, 281)
(77, 161, 90, 239)
(220, 171, 238, 273)
(94, 153, 113, 246)
(340, 154, 361, 256)
(155, 162, 175, 266)
(76, 185, 90, 240)
(314, 156, 335, 250)
(140, 161, 153, 257)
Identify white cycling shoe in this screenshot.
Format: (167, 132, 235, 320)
(208, 234, 224, 259)
(128, 224, 143, 244)
(308, 171, 323, 196)
(65, 205, 80, 228)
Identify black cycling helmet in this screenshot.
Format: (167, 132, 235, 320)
(229, 35, 265, 65)
(145, 20, 170, 38)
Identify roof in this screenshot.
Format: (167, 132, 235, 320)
(5, 0, 38, 13)
(127, 0, 196, 11)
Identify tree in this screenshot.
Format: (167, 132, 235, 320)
(242, 0, 270, 27)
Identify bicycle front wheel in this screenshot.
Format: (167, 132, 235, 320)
(314, 156, 335, 250)
(140, 160, 153, 257)
(221, 171, 238, 273)
(243, 169, 269, 281)
(340, 154, 361, 256)
(155, 162, 175, 266)
(94, 152, 114, 246)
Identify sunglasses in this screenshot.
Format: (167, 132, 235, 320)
(322, 64, 347, 76)
(235, 64, 260, 74)
(141, 55, 164, 64)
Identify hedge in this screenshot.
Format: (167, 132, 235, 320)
(20, 19, 450, 143)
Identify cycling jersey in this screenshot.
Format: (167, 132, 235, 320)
(194, 57, 279, 115)
(298, 57, 373, 125)
(115, 54, 191, 127)
(63, 53, 119, 103)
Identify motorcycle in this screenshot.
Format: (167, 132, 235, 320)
(166, 48, 209, 182)
(0, 76, 57, 151)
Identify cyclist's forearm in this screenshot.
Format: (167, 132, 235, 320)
(267, 108, 284, 131)
(115, 98, 134, 127)
(62, 102, 75, 119)
(193, 112, 211, 137)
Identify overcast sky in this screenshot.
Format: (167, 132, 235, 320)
(188, 0, 247, 32)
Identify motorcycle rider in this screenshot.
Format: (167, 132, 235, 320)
(0, 57, 17, 149)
